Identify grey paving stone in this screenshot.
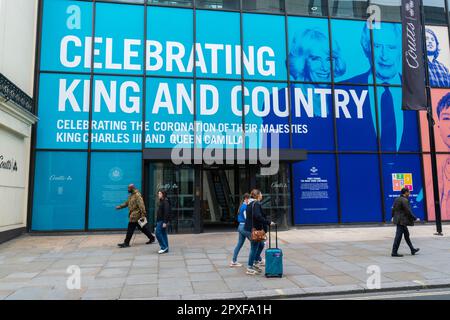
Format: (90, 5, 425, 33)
(187, 265, 215, 273)
(82, 277, 126, 289)
(97, 268, 129, 278)
(192, 280, 231, 294)
(184, 253, 208, 259)
(125, 274, 158, 285)
(186, 259, 212, 266)
(244, 289, 279, 299)
(189, 272, 223, 282)
(131, 260, 158, 268)
(256, 278, 299, 290)
(45, 287, 86, 300)
(158, 286, 194, 296)
(105, 260, 133, 268)
(5, 286, 54, 300)
(224, 277, 265, 291)
(82, 287, 122, 300)
(290, 275, 331, 288)
(0, 282, 27, 291)
(3, 272, 39, 280)
(120, 284, 158, 299)
(0, 290, 13, 299)
(128, 267, 158, 275)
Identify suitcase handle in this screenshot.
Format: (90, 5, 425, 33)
(268, 223, 278, 249)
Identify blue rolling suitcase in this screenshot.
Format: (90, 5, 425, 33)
(265, 224, 283, 278)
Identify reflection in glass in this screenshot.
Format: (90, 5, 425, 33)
(329, 0, 368, 18)
(148, 0, 193, 6)
(147, 163, 195, 233)
(369, 0, 401, 22)
(285, 0, 328, 16)
(196, 0, 240, 9)
(423, 0, 447, 24)
(255, 163, 291, 229)
(242, 0, 285, 13)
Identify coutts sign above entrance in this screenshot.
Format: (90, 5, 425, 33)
(0, 155, 18, 172)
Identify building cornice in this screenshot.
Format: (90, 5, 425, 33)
(0, 73, 34, 114)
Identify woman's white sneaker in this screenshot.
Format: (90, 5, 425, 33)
(246, 267, 257, 275)
(229, 261, 242, 267)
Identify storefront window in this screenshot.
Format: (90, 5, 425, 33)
(196, 0, 240, 10)
(369, 0, 401, 22)
(286, 0, 328, 16)
(242, 0, 285, 13)
(148, 0, 193, 6)
(423, 0, 447, 25)
(329, 0, 369, 19)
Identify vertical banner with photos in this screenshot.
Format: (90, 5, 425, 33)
(401, 0, 427, 110)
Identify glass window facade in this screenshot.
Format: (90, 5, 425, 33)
(31, 0, 450, 231)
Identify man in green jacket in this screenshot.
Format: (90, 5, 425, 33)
(116, 184, 155, 248)
(391, 188, 420, 257)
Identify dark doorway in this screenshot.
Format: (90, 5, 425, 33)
(201, 165, 251, 231)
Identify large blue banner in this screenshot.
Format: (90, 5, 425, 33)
(339, 154, 383, 223)
(32, 151, 87, 231)
(88, 152, 142, 229)
(381, 154, 425, 221)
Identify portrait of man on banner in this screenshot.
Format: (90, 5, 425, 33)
(425, 27, 450, 88)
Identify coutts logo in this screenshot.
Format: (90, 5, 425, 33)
(404, 0, 420, 69)
(271, 182, 287, 189)
(0, 155, 18, 172)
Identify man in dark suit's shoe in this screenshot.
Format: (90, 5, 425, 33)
(117, 243, 130, 248)
(391, 188, 420, 257)
(391, 253, 403, 257)
(411, 248, 420, 255)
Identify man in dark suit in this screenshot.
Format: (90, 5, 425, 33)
(341, 23, 416, 152)
(391, 187, 420, 257)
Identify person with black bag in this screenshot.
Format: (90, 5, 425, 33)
(391, 187, 420, 257)
(243, 189, 275, 275)
(155, 189, 172, 254)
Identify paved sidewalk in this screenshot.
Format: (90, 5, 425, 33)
(1, 224, 450, 300)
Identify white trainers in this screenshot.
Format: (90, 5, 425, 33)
(229, 261, 242, 267)
(252, 265, 263, 273)
(158, 248, 168, 254)
(246, 267, 257, 275)
(255, 259, 265, 267)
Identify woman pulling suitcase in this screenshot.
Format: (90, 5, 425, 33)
(243, 189, 275, 275)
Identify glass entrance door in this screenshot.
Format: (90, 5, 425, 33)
(146, 162, 195, 233)
(255, 163, 292, 229)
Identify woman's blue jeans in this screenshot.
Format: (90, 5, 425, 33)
(232, 224, 247, 263)
(244, 230, 265, 268)
(155, 221, 169, 251)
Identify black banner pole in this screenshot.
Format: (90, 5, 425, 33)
(418, 0, 444, 235)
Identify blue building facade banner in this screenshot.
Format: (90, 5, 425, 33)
(32, 0, 449, 230)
